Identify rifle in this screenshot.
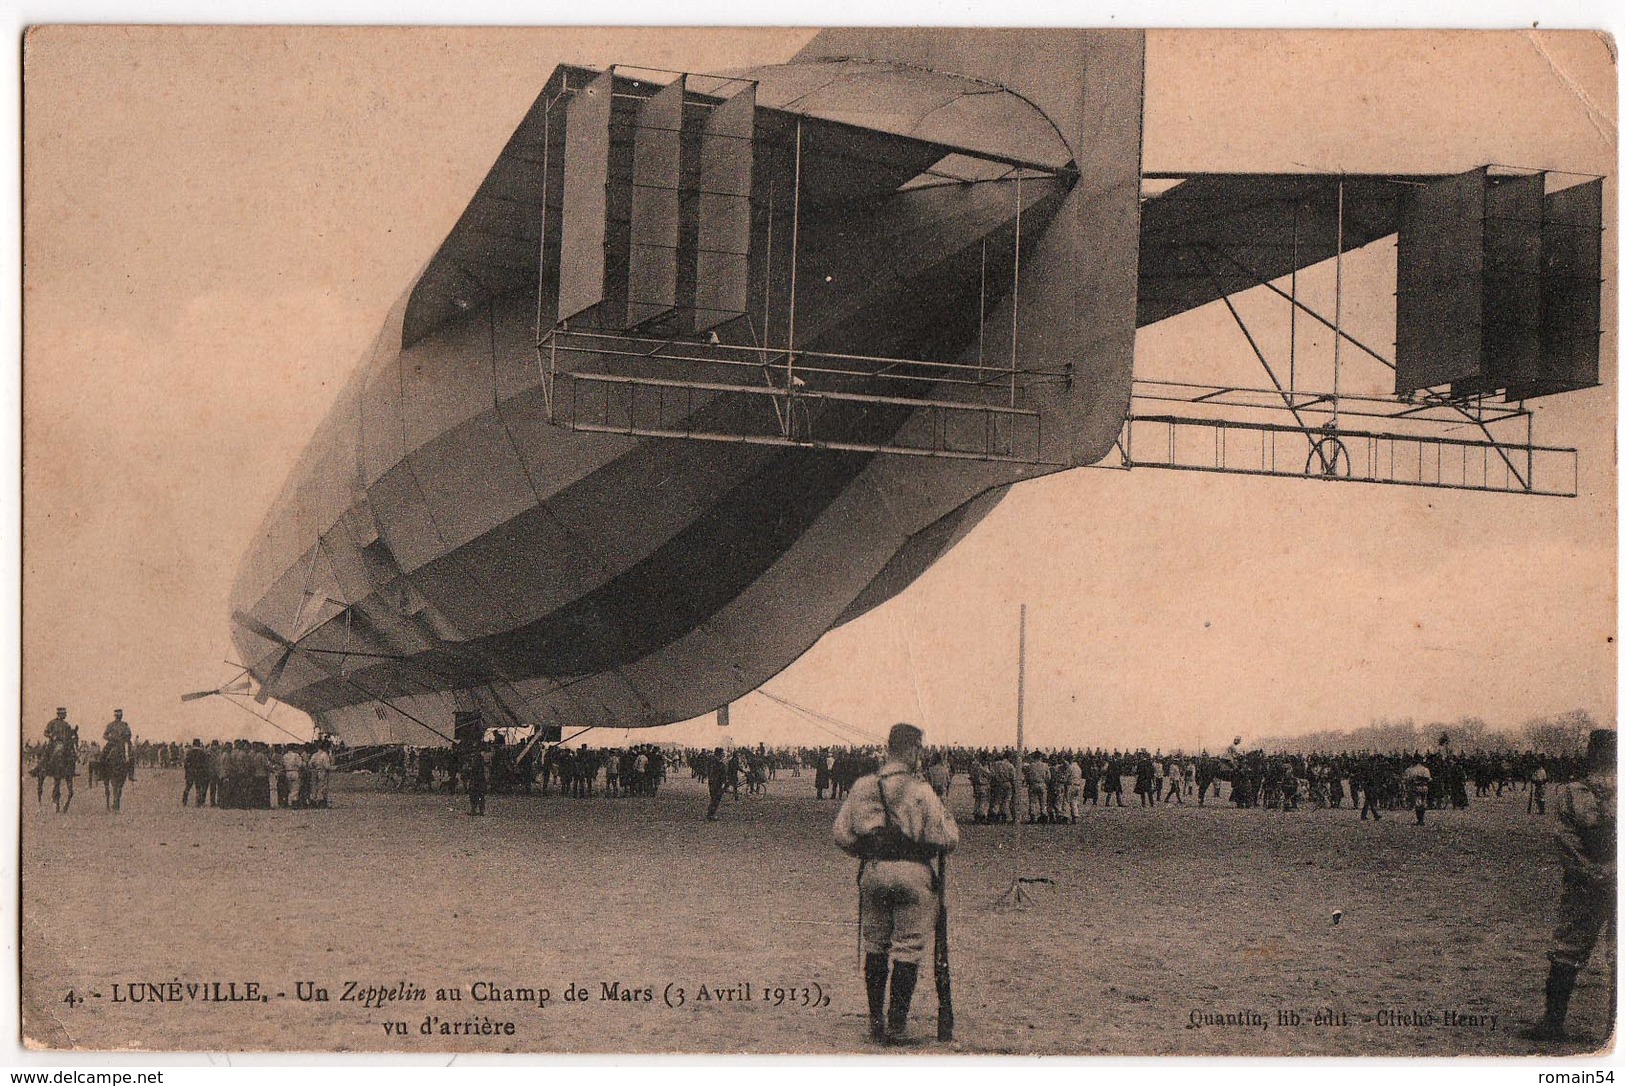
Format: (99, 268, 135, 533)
(934, 850, 954, 1041)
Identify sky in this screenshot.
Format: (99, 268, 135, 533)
(21, 27, 1618, 751)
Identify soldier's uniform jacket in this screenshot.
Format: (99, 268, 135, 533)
(104, 719, 132, 745)
(833, 761, 958, 862)
(1556, 772, 1616, 877)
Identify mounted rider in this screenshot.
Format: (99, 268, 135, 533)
(36, 707, 80, 811)
(39, 708, 77, 778)
(104, 710, 135, 781)
(43, 708, 75, 759)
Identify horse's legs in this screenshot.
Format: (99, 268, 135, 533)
(111, 779, 124, 812)
(36, 773, 44, 805)
(64, 776, 73, 812)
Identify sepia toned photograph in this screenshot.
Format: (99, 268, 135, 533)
(18, 25, 1617, 1056)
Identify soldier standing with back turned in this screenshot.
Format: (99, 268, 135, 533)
(1522, 729, 1616, 1044)
(833, 723, 958, 1045)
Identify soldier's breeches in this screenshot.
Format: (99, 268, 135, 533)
(859, 861, 936, 964)
(1550, 865, 1614, 969)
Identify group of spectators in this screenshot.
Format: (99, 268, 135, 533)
(389, 740, 1585, 826)
(893, 745, 1583, 824)
(175, 738, 336, 810)
(728, 744, 1580, 825)
(33, 722, 1585, 827)
(812, 748, 880, 800)
(691, 744, 803, 819)
(23, 726, 338, 812)
(459, 741, 670, 816)
(349, 740, 672, 804)
(541, 743, 669, 797)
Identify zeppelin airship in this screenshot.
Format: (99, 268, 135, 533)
(224, 29, 1602, 746)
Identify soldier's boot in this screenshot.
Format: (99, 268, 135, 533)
(885, 961, 920, 1044)
(864, 954, 889, 1043)
(1521, 962, 1580, 1042)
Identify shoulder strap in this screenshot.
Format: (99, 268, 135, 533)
(875, 768, 910, 830)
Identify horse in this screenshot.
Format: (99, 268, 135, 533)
(33, 735, 78, 813)
(98, 735, 134, 812)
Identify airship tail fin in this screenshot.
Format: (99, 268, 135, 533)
(791, 29, 1147, 468)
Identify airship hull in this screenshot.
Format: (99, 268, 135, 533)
(229, 31, 1149, 744)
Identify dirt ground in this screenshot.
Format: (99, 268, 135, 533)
(19, 766, 1615, 1055)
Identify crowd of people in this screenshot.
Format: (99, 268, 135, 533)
(173, 738, 337, 810)
(25, 709, 338, 812)
(680, 743, 1580, 826)
(28, 707, 1587, 827)
(24, 729, 212, 777)
(934, 746, 1582, 825)
(355, 740, 673, 801)
(25, 705, 1611, 1049)
(825, 719, 1616, 1047)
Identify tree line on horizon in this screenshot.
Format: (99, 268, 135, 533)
(1254, 709, 1604, 757)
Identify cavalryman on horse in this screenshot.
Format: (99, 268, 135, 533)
(34, 707, 79, 813)
(99, 709, 136, 812)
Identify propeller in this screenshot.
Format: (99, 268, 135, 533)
(231, 610, 306, 704)
(180, 676, 252, 702)
(227, 608, 456, 745)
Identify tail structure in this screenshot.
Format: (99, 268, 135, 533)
(792, 29, 1147, 469)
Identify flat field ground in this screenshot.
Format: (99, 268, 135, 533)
(20, 767, 1614, 1055)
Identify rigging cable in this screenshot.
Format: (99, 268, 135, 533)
(755, 688, 883, 745)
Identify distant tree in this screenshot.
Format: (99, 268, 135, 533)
(1443, 715, 1512, 752)
(1521, 709, 1596, 756)
(1251, 711, 1581, 755)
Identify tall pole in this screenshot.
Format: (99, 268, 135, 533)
(1015, 603, 1027, 843)
(997, 603, 1035, 907)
